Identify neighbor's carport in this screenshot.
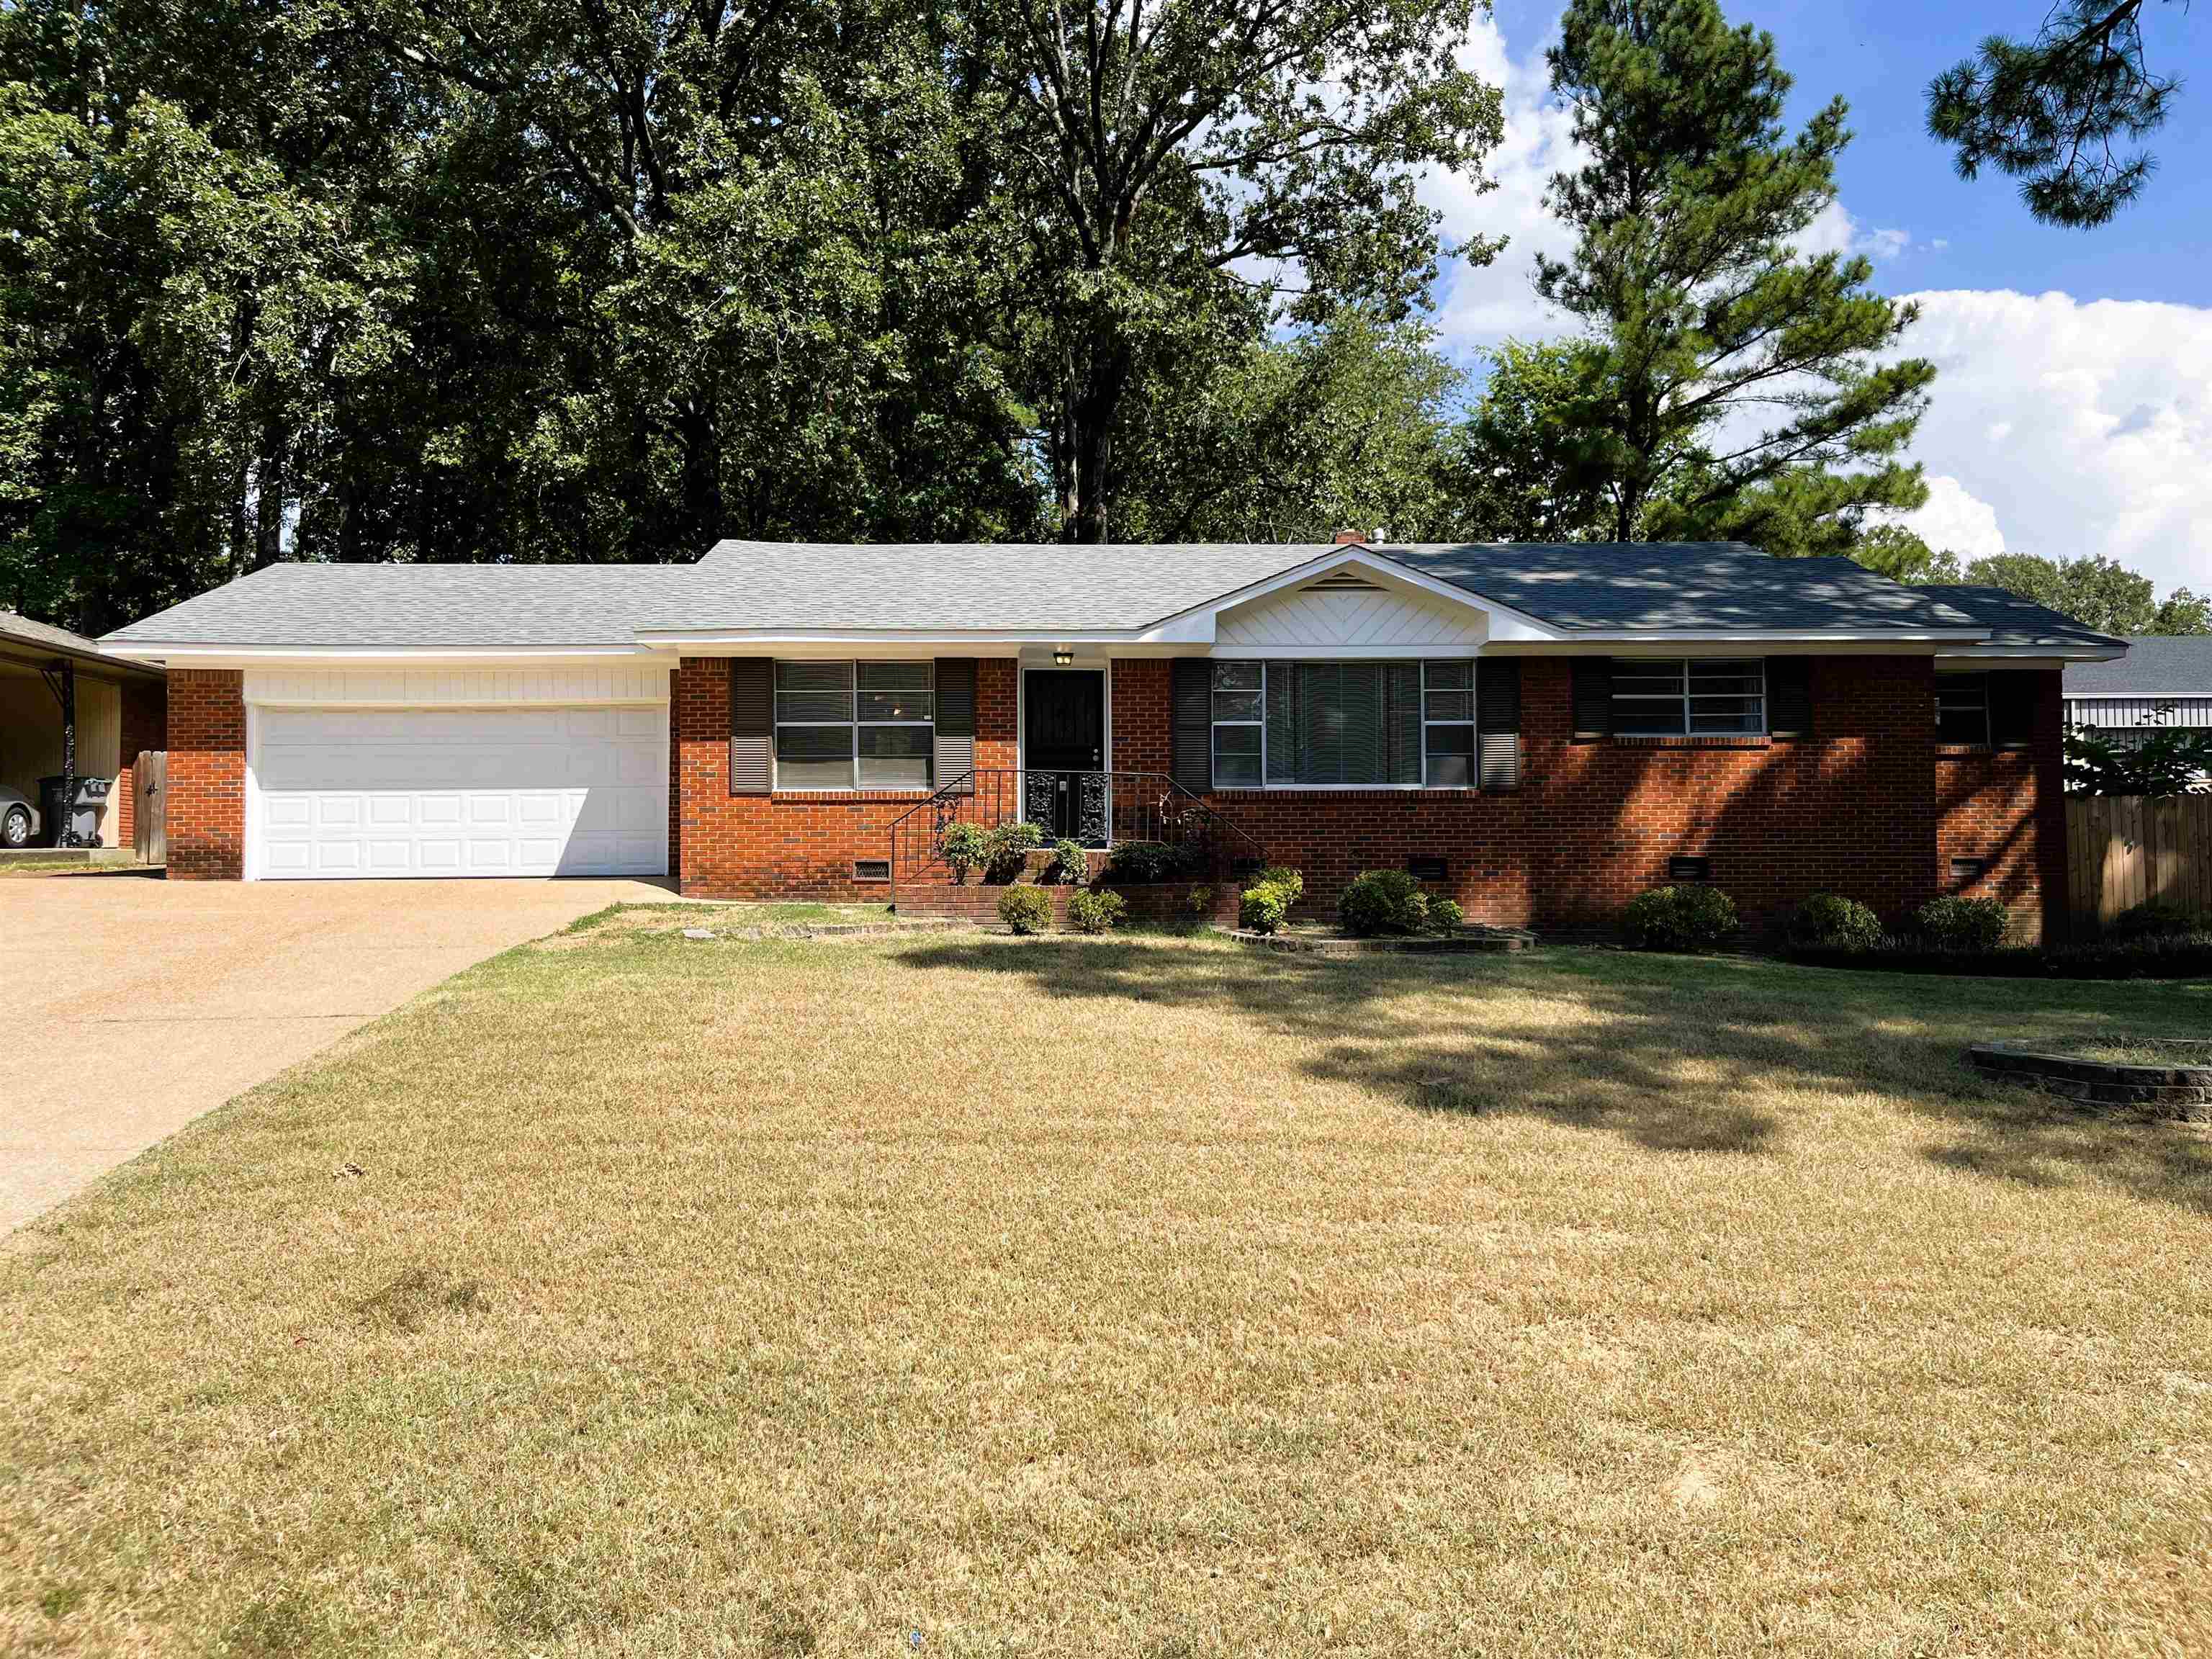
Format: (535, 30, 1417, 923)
(0, 611, 166, 852)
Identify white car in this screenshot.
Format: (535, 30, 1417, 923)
(0, 784, 37, 848)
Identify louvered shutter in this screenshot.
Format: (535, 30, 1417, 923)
(1766, 657, 1812, 739)
(1477, 658, 1521, 790)
(729, 658, 773, 795)
(933, 658, 975, 791)
(1172, 659, 1213, 792)
(1570, 657, 1612, 740)
(1989, 670, 2038, 751)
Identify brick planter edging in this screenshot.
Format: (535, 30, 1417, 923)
(1231, 927, 1537, 957)
(1969, 1041, 2212, 1122)
(896, 881, 1243, 930)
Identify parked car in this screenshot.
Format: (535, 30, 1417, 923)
(0, 784, 38, 848)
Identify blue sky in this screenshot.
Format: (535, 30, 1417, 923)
(1422, 0, 2212, 596)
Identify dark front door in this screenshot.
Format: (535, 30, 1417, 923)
(1024, 670, 1106, 842)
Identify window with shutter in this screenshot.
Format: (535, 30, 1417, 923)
(1476, 658, 1521, 790)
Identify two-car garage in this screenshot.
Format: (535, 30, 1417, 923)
(243, 667, 668, 880)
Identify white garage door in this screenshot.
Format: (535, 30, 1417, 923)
(251, 704, 667, 878)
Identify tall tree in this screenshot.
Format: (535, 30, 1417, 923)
(978, 0, 1504, 541)
(1927, 1, 2182, 228)
(1440, 338, 1612, 542)
(1528, 0, 1935, 549)
(1961, 552, 2211, 635)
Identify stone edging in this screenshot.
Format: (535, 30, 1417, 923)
(1969, 1041, 2212, 1122)
(1230, 928, 1535, 956)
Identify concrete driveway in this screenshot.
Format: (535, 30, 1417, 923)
(0, 873, 677, 1231)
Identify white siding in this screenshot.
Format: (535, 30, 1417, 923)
(2065, 695, 2212, 729)
(245, 664, 670, 709)
(1216, 580, 1485, 649)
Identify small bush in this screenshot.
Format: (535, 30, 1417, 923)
(2110, 897, 2203, 940)
(1786, 891, 1882, 952)
(1339, 869, 1430, 938)
(1240, 883, 1290, 935)
(1051, 838, 1089, 885)
(1915, 894, 2009, 952)
(1428, 897, 1465, 932)
(1624, 884, 1739, 953)
(1790, 930, 2212, 980)
(1067, 889, 1128, 934)
(997, 886, 1053, 935)
(1252, 866, 1305, 907)
(984, 820, 1043, 881)
(940, 822, 990, 883)
(1107, 840, 1200, 884)
(1187, 883, 1217, 917)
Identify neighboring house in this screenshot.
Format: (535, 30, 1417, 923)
(0, 611, 168, 850)
(2062, 634, 2212, 748)
(99, 538, 2126, 940)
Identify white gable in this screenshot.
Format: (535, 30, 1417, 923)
(1215, 566, 1487, 651)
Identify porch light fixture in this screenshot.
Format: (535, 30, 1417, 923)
(1052, 646, 1074, 667)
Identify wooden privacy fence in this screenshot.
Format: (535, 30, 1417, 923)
(132, 750, 166, 866)
(2067, 794, 2212, 930)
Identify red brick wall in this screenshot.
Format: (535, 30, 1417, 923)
(113, 676, 168, 852)
(1933, 671, 2065, 943)
(166, 670, 243, 880)
(677, 657, 1020, 900)
(1099, 655, 2054, 940)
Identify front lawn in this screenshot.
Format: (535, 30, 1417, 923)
(4, 922, 2209, 1655)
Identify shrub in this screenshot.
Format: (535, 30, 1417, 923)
(1187, 883, 1217, 917)
(1790, 930, 2212, 980)
(940, 822, 990, 883)
(1786, 891, 1882, 953)
(997, 886, 1052, 935)
(1915, 894, 2009, 952)
(1106, 840, 1199, 884)
(984, 820, 1043, 881)
(1624, 884, 1739, 953)
(1239, 883, 1289, 935)
(1252, 866, 1304, 907)
(1339, 869, 1430, 938)
(2110, 897, 2203, 940)
(1428, 898, 1465, 932)
(1066, 889, 1127, 934)
(1051, 838, 1089, 885)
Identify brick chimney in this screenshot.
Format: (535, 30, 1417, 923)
(1333, 529, 1367, 546)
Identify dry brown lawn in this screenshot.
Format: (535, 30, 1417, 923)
(4, 917, 2211, 1657)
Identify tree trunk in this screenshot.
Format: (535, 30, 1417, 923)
(1062, 340, 1130, 544)
(253, 410, 289, 570)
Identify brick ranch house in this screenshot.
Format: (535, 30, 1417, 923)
(99, 537, 2125, 940)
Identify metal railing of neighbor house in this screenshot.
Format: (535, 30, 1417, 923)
(2067, 794, 2212, 930)
(887, 770, 1264, 902)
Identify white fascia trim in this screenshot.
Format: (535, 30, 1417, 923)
(1207, 643, 1482, 660)
(1138, 548, 1568, 642)
(1569, 629, 1990, 643)
(636, 629, 1046, 649)
(2064, 688, 2207, 698)
(1936, 644, 2127, 662)
(99, 643, 652, 666)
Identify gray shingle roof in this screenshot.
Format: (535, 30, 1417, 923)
(103, 562, 695, 648)
(1913, 585, 2128, 651)
(677, 539, 1988, 634)
(2065, 634, 2212, 693)
(100, 542, 2116, 650)
(1, 609, 161, 674)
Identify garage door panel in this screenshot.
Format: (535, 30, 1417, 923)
(253, 703, 666, 880)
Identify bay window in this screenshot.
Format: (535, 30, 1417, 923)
(774, 661, 935, 789)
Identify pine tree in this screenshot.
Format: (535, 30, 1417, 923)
(1533, 0, 1935, 550)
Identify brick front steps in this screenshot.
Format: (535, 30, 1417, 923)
(1231, 927, 1537, 957)
(1969, 1041, 2212, 1122)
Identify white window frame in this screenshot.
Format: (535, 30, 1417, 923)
(773, 660, 935, 791)
(1609, 658, 1767, 737)
(1209, 660, 1477, 791)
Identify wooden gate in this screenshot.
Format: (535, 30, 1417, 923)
(2067, 794, 2212, 930)
(132, 750, 166, 866)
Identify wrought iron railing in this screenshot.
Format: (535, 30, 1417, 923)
(886, 770, 1265, 902)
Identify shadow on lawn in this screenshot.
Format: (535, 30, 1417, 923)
(893, 939, 2212, 1215)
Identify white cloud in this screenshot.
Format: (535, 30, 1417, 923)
(1887, 475, 2007, 562)
(1797, 202, 1909, 264)
(1893, 289, 2212, 595)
